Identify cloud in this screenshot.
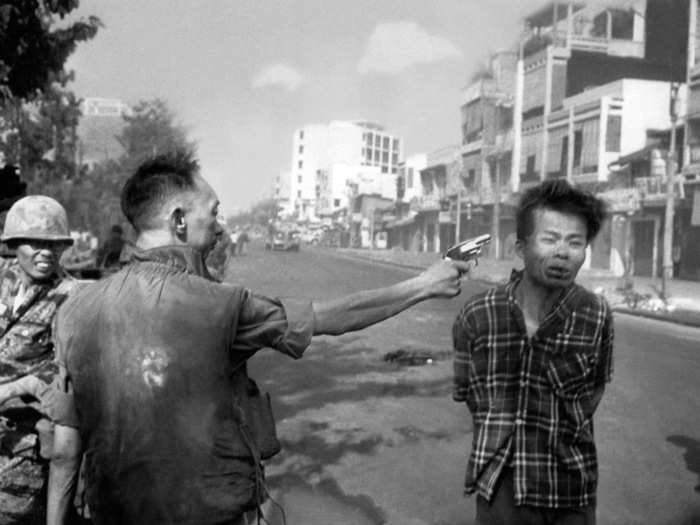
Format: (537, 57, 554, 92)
(251, 64, 304, 91)
(357, 21, 462, 75)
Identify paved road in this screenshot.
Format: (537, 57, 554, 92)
(223, 243, 700, 525)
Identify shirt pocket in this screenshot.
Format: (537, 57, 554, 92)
(546, 334, 597, 399)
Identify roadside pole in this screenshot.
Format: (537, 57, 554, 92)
(455, 186, 462, 244)
(661, 83, 680, 299)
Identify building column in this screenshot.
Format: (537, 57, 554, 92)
(598, 97, 609, 181)
(541, 46, 554, 181)
(685, 0, 697, 170)
(511, 53, 524, 193)
(567, 107, 575, 182)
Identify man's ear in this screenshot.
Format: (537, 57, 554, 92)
(514, 238, 525, 261)
(171, 208, 187, 239)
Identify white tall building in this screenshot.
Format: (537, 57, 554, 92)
(283, 120, 402, 220)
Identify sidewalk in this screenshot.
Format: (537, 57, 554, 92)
(330, 247, 700, 327)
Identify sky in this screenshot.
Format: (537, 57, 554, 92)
(66, 0, 553, 216)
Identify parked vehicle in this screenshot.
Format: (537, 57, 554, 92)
(271, 230, 300, 251)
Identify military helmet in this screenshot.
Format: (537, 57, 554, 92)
(1, 195, 73, 244)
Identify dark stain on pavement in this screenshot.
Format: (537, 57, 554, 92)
(274, 432, 383, 477)
(268, 473, 386, 524)
(667, 435, 700, 493)
(250, 339, 452, 422)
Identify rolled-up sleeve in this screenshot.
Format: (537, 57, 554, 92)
(232, 290, 314, 359)
(42, 314, 79, 428)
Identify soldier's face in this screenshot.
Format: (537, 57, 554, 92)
(183, 176, 224, 257)
(15, 240, 70, 282)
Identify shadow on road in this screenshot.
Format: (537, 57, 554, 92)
(667, 434, 700, 493)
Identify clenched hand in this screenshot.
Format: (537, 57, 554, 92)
(416, 258, 472, 299)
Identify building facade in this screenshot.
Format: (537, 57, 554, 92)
(77, 98, 131, 169)
(281, 120, 403, 221)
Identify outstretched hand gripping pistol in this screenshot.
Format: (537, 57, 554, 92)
(443, 234, 491, 265)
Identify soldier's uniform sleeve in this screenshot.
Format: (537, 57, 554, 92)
(40, 310, 79, 428)
(232, 289, 314, 359)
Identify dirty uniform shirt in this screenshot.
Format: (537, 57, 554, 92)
(52, 246, 314, 525)
(452, 270, 613, 509)
(0, 258, 76, 523)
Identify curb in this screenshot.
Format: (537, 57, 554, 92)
(612, 306, 700, 329)
(325, 248, 700, 329)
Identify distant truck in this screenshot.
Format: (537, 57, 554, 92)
(266, 229, 300, 251)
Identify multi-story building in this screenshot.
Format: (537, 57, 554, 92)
(77, 98, 131, 169)
(455, 0, 692, 276)
(387, 145, 461, 253)
(460, 52, 518, 257)
(282, 120, 403, 221)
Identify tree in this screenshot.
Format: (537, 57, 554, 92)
(0, 0, 99, 212)
(0, 1, 100, 102)
(62, 98, 197, 238)
(117, 99, 196, 169)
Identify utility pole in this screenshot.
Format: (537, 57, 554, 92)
(492, 156, 501, 259)
(455, 186, 462, 244)
(661, 83, 680, 299)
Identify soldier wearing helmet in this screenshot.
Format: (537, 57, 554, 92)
(0, 196, 79, 524)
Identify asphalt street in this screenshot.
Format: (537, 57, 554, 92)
(223, 243, 700, 525)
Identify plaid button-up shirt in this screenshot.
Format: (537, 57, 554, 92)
(453, 270, 613, 508)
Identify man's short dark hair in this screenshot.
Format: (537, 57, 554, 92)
(121, 150, 199, 232)
(515, 180, 607, 242)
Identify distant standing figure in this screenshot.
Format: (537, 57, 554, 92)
(237, 230, 249, 256)
(97, 225, 126, 270)
(229, 229, 239, 257)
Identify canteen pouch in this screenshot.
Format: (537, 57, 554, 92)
(230, 372, 281, 460)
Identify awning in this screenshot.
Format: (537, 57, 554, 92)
(386, 212, 417, 229)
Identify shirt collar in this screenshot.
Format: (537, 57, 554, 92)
(507, 268, 583, 335)
(129, 245, 212, 278)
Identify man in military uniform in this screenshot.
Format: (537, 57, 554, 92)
(0, 196, 77, 524)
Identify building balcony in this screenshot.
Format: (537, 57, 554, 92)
(410, 194, 442, 212)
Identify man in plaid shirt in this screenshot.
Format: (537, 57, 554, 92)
(453, 180, 613, 525)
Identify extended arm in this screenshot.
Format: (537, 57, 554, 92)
(47, 424, 82, 525)
(313, 259, 470, 336)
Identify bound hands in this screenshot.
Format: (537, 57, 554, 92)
(417, 258, 473, 299)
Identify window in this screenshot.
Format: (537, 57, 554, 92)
(526, 155, 536, 175)
(560, 135, 569, 175)
(366, 149, 372, 161)
(573, 130, 583, 167)
(275, 188, 279, 195)
(375, 135, 381, 147)
(298, 160, 303, 169)
(383, 137, 390, 149)
(392, 138, 399, 151)
(374, 150, 380, 161)
(391, 167, 397, 174)
(297, 175, 302, 183)
(606, 115, 622, 152)
(298, 145, 304, 154)
(297, 190, 302, 198)
(299, 130, 304, 139)
(382, 151, 389, 163)
(334, 198, 341, 207)
(407, 167, 414, 188)
(467, 168, 475, 185)
(392, 153, 398, 164)
(365, 133, 373, 145)
(381, 166, 388, 173)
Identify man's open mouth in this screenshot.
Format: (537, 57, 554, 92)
(545, 267, 570, 279)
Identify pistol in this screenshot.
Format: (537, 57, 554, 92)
(443, 234, 491, 264)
